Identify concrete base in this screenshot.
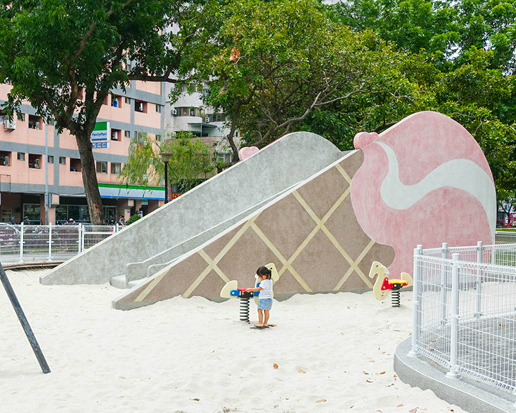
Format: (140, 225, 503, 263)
(394, 338, 516, 413)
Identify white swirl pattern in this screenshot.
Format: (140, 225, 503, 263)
(378, 141, 496, 235)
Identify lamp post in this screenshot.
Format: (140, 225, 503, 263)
(160, 152, 172, 204)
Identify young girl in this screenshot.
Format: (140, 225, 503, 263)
(246, 266, 273, 328)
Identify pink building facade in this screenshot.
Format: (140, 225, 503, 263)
(0, 81, 166, 225)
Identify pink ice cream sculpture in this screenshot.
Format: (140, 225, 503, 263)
(350, 111, 496, 277)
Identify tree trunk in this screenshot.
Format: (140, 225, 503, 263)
(76, 132, 105, 225)
(227, 103, 242, 163)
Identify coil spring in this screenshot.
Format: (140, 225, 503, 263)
(391, 289, 401, 307)
(239, 296, 250, 322)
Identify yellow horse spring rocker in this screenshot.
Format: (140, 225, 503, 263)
(368, 261, 413, 307)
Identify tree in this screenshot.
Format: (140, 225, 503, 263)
(326, 0, 516, 196)
(0, 0, 203, 223)
(119, 133, 216, 195)
(177, 0, 416, 160)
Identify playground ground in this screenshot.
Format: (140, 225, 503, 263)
(0, 268, 467, 413)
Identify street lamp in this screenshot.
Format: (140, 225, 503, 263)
(160, 152, 172, 204)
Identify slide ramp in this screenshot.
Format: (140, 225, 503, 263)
(40, 132, 343, 285)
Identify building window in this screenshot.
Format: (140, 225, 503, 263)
(176, 107, 203, 117)
(17, 152, 25, 161)
(156, 104, 162, 113)
(207, 113, 226, 123)
(70, 158, 81, 172)
(111, 162, 122, 174)
(17, 113, 25, 121)
(48, 155, 54, 164)
(134, 100, 147, 113)
(0, 151, 11, 166)
(156, 134, 162, 141)
(135, 132, 146, 144)
(23, 204, 41, 225)
(111, 95, 121, 108)
(28, 115, 42, 129)
(96, 161, 107, 174)
(59, 156, 66, 165)
(28, 154, 42, 169)
(125, 97, 131, 104)
(111, 128, 121, 141)
(124, 130, 131, 138)
(217, 152, 232, 164)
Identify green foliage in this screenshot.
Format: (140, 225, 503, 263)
(0, 0, 206, 223)
(126, 214, 142, 226)
(179, 0, 417, 154)
(119, 133, 216, 193)
(326, 0, 516, 197)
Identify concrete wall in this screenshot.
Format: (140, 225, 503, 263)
(40, 132, 343, 285)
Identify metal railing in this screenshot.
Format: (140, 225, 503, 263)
(0, 223, 121, 264)
(496, 230, 516, 245)
(411, 242, 516, 393)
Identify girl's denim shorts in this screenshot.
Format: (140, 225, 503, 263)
(258, 298, 273, 311)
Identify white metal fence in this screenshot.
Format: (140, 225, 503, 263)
(0, 223, 121, 265)
(411, 242, 516, 393)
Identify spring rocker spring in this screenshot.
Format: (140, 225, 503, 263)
(239, 292, 253, 322)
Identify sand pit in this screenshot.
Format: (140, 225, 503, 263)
(0, 268, 467, 413)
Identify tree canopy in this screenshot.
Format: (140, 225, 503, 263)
(0, 0, 204, 223)
(176, 0, 419, 161)
(324, 0, 516, 197)
(119, 133, 215, 194)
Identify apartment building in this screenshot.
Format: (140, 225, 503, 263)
(0, 80, 166, 225)
(164, 82, 237, 165)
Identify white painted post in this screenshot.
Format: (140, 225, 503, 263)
(409, 245, 424, 357)
(440, 242, 449, 327)
(47, 223, 53, 262)
(475, 241, 483, 319)
(19, 223, 24, 262)
(78, 224, 84, 253)
(447, 253, 461, 379)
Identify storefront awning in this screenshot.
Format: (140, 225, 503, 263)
(98, 183, 164, 200)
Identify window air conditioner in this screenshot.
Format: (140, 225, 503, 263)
(34, 158, 40, 169)
(3, 155, 9, 166)
(4, 120, 16, 130)
(35, 122, 40, 129)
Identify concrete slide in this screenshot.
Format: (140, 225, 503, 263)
(40, 132, 343, 285)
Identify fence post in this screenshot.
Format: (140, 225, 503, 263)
(78, 223, 83, 254)
(446, 252, 461, 379)
(440, 242, 449, 327)
(409, 244, 423, 357)
(19, 223, 24, 263)
(475, 241, 483, 319)
(47, 222, 53, 262)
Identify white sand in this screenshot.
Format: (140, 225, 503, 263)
(0, 268, 467, 413)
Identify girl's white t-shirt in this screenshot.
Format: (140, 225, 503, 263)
(259, 279, 273, 300)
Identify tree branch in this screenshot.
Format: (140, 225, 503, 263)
(75, 0, 137, 59)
